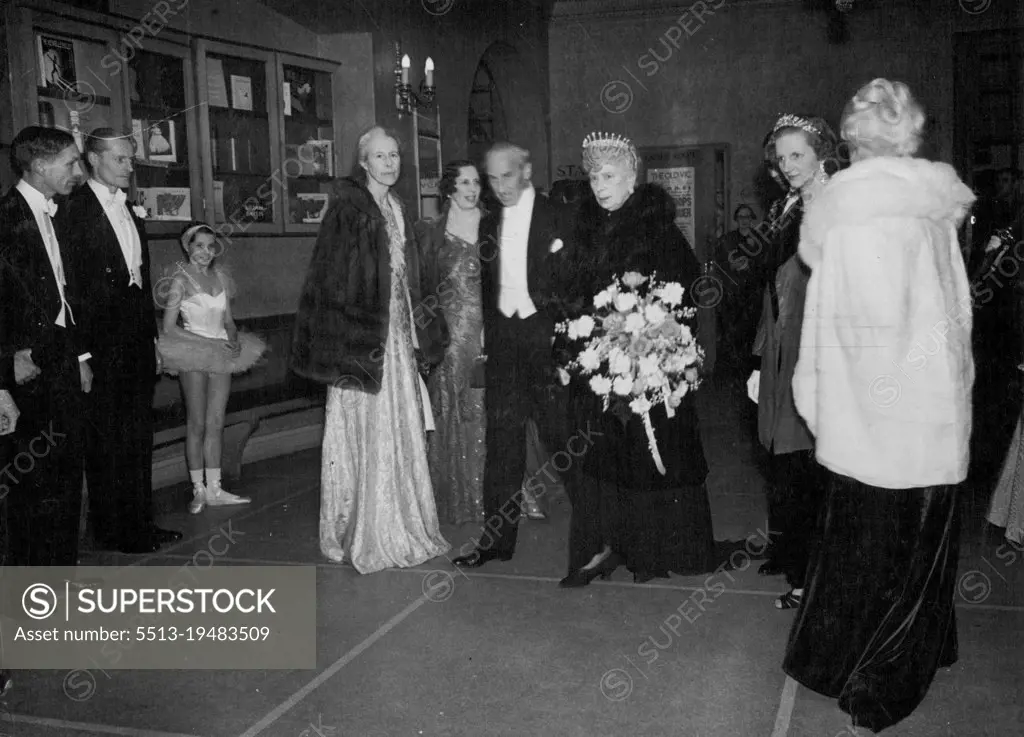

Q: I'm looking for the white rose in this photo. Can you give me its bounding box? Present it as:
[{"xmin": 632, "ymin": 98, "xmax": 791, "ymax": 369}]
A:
[
  {"xmin": 656, "ymin": 282, "xmax": 685, "ymax": 306},
  {"xmin": 638, "ymin": 355, "xmax": 659, "ymax": 376},
  {"xmin": 629, "ymin": 396, "xmax": 652, "ymax": 414},
  {"xmin": 644, "ymin": 304, "xmax": 667, "ymax": 325},
  {"xmin": 625, "ymin": 312, "xmax": 646, "ymax": 335},
  {"xmin": 609, "ymin": 350, "xmax": 632, "ymax": 376},
  {"xmin": 132, "ymin": 204, "xmax": 148, "ymax": 219},
  {"xmin": 664, "ymin": 355, "xmax": 687, "ymax": 373},
  {"xmin": 579, "ymin": 347, "xmax": 602, "ymax": 371},
  {"xmin": 594, "ymin": 289, "xmax": 612, "ymax": 309},
  {"xmin": 557, "ymin": 367, "xmax": 571, "ymax": 386},
  {"xmin": 575, "ymin": 315, "xmax": 595, "ymax": 338},
  {"xmin": 612, "ymin": 375, "xmax": 633, "ymax": 396},
  {"xmin": 613, "ymin": 293, "xmax": 637, "ymax": 312},
  {"xmin": 589, "ymin": 375, "xmax": 612, "ymax": 395},
  {"xmin": 621, "ymin": 271, "xmax": 647, "ymax": 288}
]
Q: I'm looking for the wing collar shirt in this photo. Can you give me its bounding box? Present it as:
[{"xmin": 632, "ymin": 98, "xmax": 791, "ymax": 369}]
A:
[
  {"xmin": 15, "ymin": 179, "xmax": 90, "ymax": 362},
  {"xmin": 498, "ymin": 185, "xmax": 537, "ymax": 319},
  {"xmin": 88, "ymin": 178, "xmax": 143, "ymax": 288}
]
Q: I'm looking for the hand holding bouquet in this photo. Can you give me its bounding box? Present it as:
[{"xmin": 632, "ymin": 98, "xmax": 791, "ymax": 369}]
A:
[{"xmin": 555, "ymin": 271, "xmax": 703, "ymax": 474}]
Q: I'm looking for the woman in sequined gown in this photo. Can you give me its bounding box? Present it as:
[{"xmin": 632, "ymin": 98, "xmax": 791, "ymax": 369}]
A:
[
  {"xmin": 418, "ymin": 161, "xmax": 486, "ymax": 525},
  {"xmin": 291, "ymin": 127, "xmax": 450, "ymax": 573}
]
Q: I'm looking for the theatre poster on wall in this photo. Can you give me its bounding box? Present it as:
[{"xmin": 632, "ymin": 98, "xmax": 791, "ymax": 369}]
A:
[
  {"xmin": 638, "ymin": 144, "xmax": 730, "ymax": 264},
  {"xmin": 646, "ymin": 166, "xmax": 696, "ymax": 249}
]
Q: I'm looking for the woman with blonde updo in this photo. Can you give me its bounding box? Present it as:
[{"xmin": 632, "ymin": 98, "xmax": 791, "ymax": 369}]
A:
[{"xmin": 784, "ymin": 79, "xmax": 975, "ymax": 732}]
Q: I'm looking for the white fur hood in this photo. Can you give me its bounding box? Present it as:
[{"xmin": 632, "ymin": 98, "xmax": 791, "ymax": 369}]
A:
[{"xmin": 799, "ymin": 157, "xmax": 976, "ymax": 268}]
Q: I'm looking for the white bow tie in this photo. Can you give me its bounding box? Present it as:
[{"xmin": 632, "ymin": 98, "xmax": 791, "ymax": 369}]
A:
[{"xmin": 44, "ymin": 199, "xmax": 58, "ymax": 217}]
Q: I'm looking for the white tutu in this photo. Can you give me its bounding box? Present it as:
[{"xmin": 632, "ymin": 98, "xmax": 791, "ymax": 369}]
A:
[{"xmin": 159, "ymin": 331, "xmax": 267, "ymax": 375}]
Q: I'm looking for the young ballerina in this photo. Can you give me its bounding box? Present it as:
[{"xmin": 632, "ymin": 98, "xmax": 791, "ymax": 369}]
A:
[{"xmin": 159, "ymin": 223, "xmax": 266, "ymax": 512}]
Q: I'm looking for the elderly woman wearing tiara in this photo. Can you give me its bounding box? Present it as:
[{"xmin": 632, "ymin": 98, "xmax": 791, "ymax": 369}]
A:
[
  {"xmin": 785, "ymin": 79, "xmax": 975, "ymax": 732},
  {"xmin": 291, "ymin": 126, "xmax": 450, "ymax": 573},
  {"xmin": 556, "ymin": 132, "xmax": 716, "ymax": 587},
  {"xmin": 159, "ymin": 222, "xmax": 266, "ymax": 511}
]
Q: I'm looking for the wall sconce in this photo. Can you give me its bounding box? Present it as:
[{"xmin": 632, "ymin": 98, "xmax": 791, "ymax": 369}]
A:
[{"xmin": 394, "ymin": 42, "xmax": 435, "ymax": 115}]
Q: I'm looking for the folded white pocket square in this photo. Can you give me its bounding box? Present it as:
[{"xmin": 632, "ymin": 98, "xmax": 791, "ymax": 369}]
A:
[{"xmin": 549, "ymin": 238, "xmax": 564, "ymax": 253}]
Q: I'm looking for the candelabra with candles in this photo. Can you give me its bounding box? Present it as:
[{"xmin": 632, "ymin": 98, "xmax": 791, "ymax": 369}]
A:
[{"xmin": 394, "ymin": 42, "xmax": 435, "ymax": 115}]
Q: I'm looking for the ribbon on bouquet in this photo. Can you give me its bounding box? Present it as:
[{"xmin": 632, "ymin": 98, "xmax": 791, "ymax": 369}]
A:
[{"xmin": 642, "ymin": 410, "xmax": 667, "ymax": 475}]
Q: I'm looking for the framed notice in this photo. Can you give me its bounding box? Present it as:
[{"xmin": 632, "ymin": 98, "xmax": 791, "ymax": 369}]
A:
[
  {"xmin": 638, "ymin": 144, "xmax": 730, "ymax": 262},
  {"xmin": 297, "ymin": 192, "xmax": 329, "ymax": 223},
  {"xmin": 37, "ymin": 35, "xmax": 77, "ymax": 90},
  {"xmin": 638, "ymin": 144, "xmax": 730, "ymax": 375},
  {"xmin": 138, "ymin": 187, "xmax": 192, "ymax": 221},
  {"xmin": 647, "ymin": 166, "xmax": 696, "ymax": 248},
  {"xmin": 300, "ymin": 140, "xmax": 333, "ymax": 177},
  {"xmin": 145, "ymin": 119, "xmax": 177, "ymax": 163},
  {"xmin": 230, "ymin": 74, "xmax": 253, "ymax": 111}
]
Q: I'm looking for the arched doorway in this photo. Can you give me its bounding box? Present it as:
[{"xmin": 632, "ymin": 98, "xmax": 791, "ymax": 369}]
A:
[
  {"xmin": 466, "ymin": 41, "xmax": 549, "ymax": 185},
  {"xmin": 467, "ymin": 60, "xmax": 504, "ymax": 165}
]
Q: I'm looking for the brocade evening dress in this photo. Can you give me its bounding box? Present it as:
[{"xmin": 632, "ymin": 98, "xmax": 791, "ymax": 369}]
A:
[{"xmin": 319, "ymin": 195, "xmax": 450, "ymax": 572}]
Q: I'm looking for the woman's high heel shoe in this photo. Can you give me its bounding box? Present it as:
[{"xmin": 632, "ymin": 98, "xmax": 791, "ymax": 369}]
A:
[
  {"xmin": 520, "ymin": 486, "xmax": 546, "ymax": 521},
  {"xmin": 558, "ymin": 555, "xmax": 619, "ymax": 588}
]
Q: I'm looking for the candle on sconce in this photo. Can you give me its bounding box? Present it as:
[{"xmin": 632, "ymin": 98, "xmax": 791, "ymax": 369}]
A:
[
  {"xmin": 425, "ymin": 57, "xmax": 434, "ymax": 89},
  {"xmin": 401, "ymin": 54, "xmax": 410, "ymax": 86}
]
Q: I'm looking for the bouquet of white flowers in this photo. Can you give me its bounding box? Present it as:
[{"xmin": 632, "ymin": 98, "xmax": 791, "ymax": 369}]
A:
[{"xmin": 555, "ymin": 271, "xmax": 703, "ymax": 475}]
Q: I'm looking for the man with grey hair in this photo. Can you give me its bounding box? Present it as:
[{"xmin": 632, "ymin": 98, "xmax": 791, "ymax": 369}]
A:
[{"xmin": 453, "ymin": 142, "xmax": 573, "ymax": 568}]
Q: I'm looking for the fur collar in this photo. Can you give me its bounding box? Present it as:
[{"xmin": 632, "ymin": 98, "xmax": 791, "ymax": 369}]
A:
[
  {"xmin": 332, "ymin": 176, "xmax": 404, "ymax": 219},
  {"xmin": 576, "ymin": 183, "xmax": 677, "ymax": 235},
  {"xmin": 800, "ymin": 157, "xmax": 975, "ymax": 268}
]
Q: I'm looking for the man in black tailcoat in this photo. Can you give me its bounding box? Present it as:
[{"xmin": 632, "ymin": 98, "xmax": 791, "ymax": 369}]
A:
[
  {"xmin": 0, "ymin": 126, "xmax": 90, "ymax": 567},
  {"xmin": 453, "ymin": 142, "xmax": 574, "ymax": 568},
  {"xmin": 58, "ymin": 128, "xmax": 180, "ymax": 554}
]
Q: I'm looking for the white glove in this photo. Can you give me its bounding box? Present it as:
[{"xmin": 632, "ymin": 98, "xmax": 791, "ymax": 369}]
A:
[
  {"xmin": 746, "ymin": 370, "xmax": 760, "ymax": 405},
  {"xmin": 0, "ymin": 389, "xmax": 20, "ymax": 436}
]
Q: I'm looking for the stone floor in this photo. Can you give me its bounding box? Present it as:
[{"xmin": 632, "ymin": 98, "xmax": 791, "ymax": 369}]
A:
[{"xmin": 1, "ymin": 381, "xmax": 1022, "ymax": 737}]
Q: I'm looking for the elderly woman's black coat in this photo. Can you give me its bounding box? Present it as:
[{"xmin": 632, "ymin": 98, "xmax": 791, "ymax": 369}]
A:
[
  {"xmin": 560, "ymin": 183, "xmax": 716, "ymax": 578},
  {"xmin": 561, "ymin": 183, "xmax": 709, "ymax": 489},
  {"xmin": 290, "ymin": 177, "xmax": 448, "ymax": 389}
]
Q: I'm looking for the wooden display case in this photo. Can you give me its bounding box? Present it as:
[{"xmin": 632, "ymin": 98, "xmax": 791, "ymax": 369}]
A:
[
  {"xmin": 277, "ymin": 53, "xmax": 341, "ymax": 233},
  {"xmin": 1, "ymin": 3, "xmax": 343, "ymax": 238},
  {"xmin": 194, "ymin": 39, "xmax": 281, "ymax": 234}
]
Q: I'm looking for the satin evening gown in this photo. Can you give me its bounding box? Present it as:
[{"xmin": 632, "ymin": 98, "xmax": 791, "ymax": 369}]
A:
[
  {"xmin": 427, "ymin": 232, "xmax": 486, "ymax": 525},
  {"xmin": 319, "ymin": 196, "xmax": 451, "ymax": 573}
]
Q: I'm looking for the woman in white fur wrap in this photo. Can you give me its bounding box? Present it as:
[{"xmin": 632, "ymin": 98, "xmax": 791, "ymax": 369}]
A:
[{"xmin": 782, "ymin": 78, "xmax": 976, "ymax": 734}]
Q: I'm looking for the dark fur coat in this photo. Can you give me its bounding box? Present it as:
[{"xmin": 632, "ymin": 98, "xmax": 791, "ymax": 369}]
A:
[
  {"xmin": 290, "ymin": 177, "xmax": 448, "ymax": 390},
  {"xmin": 561, "ymin": 183, "xmax": 709, "ymax": 489}
]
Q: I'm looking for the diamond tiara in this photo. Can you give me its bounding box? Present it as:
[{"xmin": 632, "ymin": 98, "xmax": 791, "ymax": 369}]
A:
[
  {"xmin": 772, "ymin": 114, "xmax": 821, "ymax": 137},
  {"xmin": 582, "ymin": 131, "xmax": 634, "ymax": 153}
]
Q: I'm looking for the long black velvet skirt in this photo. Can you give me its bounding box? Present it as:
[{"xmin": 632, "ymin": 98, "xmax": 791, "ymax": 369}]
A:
[
  {"xmin": 783, "ymin": 470, "xmax": 960, "ymax": 733},
  {"xmin": 566, "ymin": 476, "xmax": 717, "ymax": 578}
]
